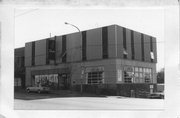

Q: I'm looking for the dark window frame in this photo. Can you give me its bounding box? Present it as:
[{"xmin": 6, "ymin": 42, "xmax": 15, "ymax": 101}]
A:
[
  {"xmin": 123, "ymin": 27, "xmax": 127, "ymax": 59},
  {"xmin": 82, "ymin": 31, "xmax": 87, "ymax": 61},
  {"xmin": 48, "ymin": 38, "xmax": 56, "ymax": 61},
  {"xmin": 62, "ymin": 35, "xmax": 67, "ymax": 63},
  {"xmin": 131, "ymin": 30, "xmax": 135, "ymax": 60},
  {"xmin": 141, "ymin": 34, "xmax": 145, "ymax": 61},
  {"xmin": 150, "ymin": 36, "xmax": 153, "ymax": 62},
  {"xmin": 102, "ymin": 27, "xmax": 108, "ymax": 59},
  {"xmin": 46, "ymin": 39, "xmax": 49, "ymax": 65},
  {"xmin": 32, "ymin": 41, "xmax": 35, "ymax": 66}
]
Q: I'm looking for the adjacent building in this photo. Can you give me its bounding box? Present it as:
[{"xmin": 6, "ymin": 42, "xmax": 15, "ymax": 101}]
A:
[
  {"xmin": 14, "ymin": 47, "xmax": 25, "ymax": 89},
  {"xmin": 15, "ymin": 24, "xmax": 157, "ymax": 96}
]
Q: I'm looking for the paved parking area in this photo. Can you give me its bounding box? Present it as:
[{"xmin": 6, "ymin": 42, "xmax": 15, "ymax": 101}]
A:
[
  {"xmin": 14, "ymin": 90, "xmax": 164, "ymax": 110},
  {"xmin": 14, "ymin": 97, "xmax": 164, "ymax": 110}
]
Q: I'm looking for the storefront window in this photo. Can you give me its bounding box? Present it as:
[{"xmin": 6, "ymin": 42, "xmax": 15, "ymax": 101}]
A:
[
  {"xmin": 135, "ymin": 67, "xmax": 139, "ymax": 72},
  {"xmin": 124, "ymin": 66, "xmax": 134, "ymax": 83},
  {"xmin": 123, "ymin": 66, "xmax": 152, "ymax": 83},
  {"xmin": 143, "ymin": 68, "xmax": 146, "ymax": 73},
  {"xmin": 86, "ymin": 66, "xmax": 104, "ymax": 84},
  {"xmin": 34, "ymin": 74, "xmax": 58, "ymax": 88},
  {"xmin": 139, "ymin": 68, "xmax": 142, "ymax": 72},
  {"xmin": 87, "ymin": 71, "xmax": 104, "ymax": 84}
]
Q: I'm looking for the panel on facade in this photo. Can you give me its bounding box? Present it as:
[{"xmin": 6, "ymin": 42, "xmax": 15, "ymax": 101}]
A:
[
  {"xmin": 104, "ymin": 64, "xmax": 117, "ymax": 84},
  {"xmin": 144, "ymin": 34, "xmax": 151, "ymax": 62},
  {"xmin": 82, "ymin": 31, "xmax": 87, "ymax": 61},
  {"xmin": 131, "ymin": 30, "xmax": 135, "ymax": 60},
  {"xmin": 66, "ymin": 32, "xmax": 82, "ymax": 62},
  {"xmin": 152, "ymin": 37, "xmax": 157, "ymax": 63},
  {"xmin": 102, "ymin": 27, "xmax": 108, "ymax": 59},
  {"xmin": 55, "ymin": 36, "xmax": 62, "ymax": 64},
  {"xmin": 108, "ymin": 25, "xmax": 116, "ymax": 58},
  {"xmin": 134, "ymin": 31, "xmax": 142, "ymax": 61},
  {"xmin": 122, "ymin": 27, "xmax": 127, "ymax": 59},
  {"xmin": 35, "ymin": 39, "xmax": 47, "ymax": 65},
  {"xmin": 86, "ymin": 28, "xmax": 102, "ymax": 60},
  {"xmin": 141, "ymin": 34, "xmax": 145, "ymax": 61},
  {"xmin": 32, "ymin": 41, "xmax": 35, "ymax": 65},
  {"xmin": 25, "ymin": 42, "xmax": 32, "ymax": 66},
  {"xmin": 62, "ymin": 35, "xmax": 67, "ymax": 63},
  {"xmin": 126, "ymin": 29, "xmax": 132, "ymax": 60},
  {"xmin": 25, "ymin": 67, "xmax": 32, "ymax": 86},
  {"xmin": 48, "ymin": 37, "xmax": 56, "ymax": 61},
  {"xmin": 116, "ymin": 26, "xmax": 123, "ymax": 58}
]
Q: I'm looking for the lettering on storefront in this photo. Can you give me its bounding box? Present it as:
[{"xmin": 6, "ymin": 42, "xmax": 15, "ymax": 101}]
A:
[{"xmin": 35, "ymin": 74, "xmax": 58, "ymax": 88}]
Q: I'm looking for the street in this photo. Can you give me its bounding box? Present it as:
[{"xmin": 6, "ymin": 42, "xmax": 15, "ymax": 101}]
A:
[{"xmin": 14, "ymin": 91, "xmax": 164, "ymax": 110}]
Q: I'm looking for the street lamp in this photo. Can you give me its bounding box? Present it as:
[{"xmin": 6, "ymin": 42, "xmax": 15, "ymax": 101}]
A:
[{"xmin": 64, "ymin": 22, "xmax": 84, "ymax": 94}]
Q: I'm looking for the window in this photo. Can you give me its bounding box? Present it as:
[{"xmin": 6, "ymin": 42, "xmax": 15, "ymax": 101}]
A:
[
  {"xmin": 141, "ymin": 34, "xmax": 145, "ymax": 61},
  {"xmin": 131, "ymin": 30, "xmax": 135, "ymax": 60},
  {"xmin": 35, "ymin": 74, "xmax": 58, "ymax": 89},
  {"xmin": 134, "ymin": 72, "xmax": 139, "ymax": 83},
  {"xmin": 123, "ymin": 66, "xmax": 152, "ymax": 83},
  {"xmin": 82, "ymin": 31, "xmax": 87, "ymax": 61},
  {"xmin": 124, "ymin": 66, "xmax": 134, "ymax": 83},
  {"xmin": 32, "ymin": 41, "xmax": 35, "ymax": 66},
  {"xmin": 150, "ymin": 37, "xmax": 153, "ymax": 62},
  {"xmin": 62, "ymin": 35, "xmax": 66, "ymax": 63},
  {"xmin": 87, "ymin": 71, "xmax": 104, "ymax": 84},
  {"xmin": 14, "ymin": 78, "xmax": 21, "ymax": 87},
  {"xmin": 102, "ymin": 27, "xmax": 108, "ymax": 59},
  {"xmin": 48, "ymin": 39, "xmax": 56, "ymax": 60},
  {"xmin": 123, "ymin": 28, "xmax": 127, "ymax": 59},
  {"xmin": 144, "ymin": 68, "xmax": 152, "ymax": 83},
  {"xmin": 135, "ymin": 67, "xmax": 138, "ymax": 72}
]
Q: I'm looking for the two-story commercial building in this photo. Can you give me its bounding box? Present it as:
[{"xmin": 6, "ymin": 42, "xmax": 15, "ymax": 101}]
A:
[{"xmin": 16, "ymin": 24, "xmax": 157, "ymax": 96}]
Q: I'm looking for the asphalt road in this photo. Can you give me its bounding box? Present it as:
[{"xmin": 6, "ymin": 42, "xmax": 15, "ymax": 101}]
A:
[
  {"xmin": 14, "ymin": 90, "xmax": 164, "ymax": 110},
  {"xmin": 14, "ymin": 96, "xmax": 164, "ymax": 110}
]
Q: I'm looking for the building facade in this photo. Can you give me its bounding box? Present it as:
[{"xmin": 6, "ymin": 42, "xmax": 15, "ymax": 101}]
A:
[
  {"xmin": 22, "ymin": 24, "xmax": 157, "ymax": 94},
  {"xmin": 14, "ymin": 47, "xmax": 25, "ymax": 88}
]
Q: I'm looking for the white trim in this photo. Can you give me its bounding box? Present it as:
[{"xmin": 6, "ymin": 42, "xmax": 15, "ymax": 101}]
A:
[{"xmin": 150, "ymin": 51, "xmax": 154, "ymax": 59}]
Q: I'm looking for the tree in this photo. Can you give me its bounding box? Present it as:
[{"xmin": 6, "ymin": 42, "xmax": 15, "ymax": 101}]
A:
[{"xmin": 157, "ymin": 68, "xmax": 164, "ymax": 83}]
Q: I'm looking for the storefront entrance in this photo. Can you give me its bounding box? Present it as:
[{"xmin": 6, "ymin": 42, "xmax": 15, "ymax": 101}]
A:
[
  {"xmin": 32, "ymin": 73, "xmax": 71, "ymax": 90},
  {"xmin": 58, "ymin": 73, "xmax": 70, "ymax": 90}
]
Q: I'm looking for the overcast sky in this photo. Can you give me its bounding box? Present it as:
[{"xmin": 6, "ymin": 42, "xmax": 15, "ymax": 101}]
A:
[
  {"xmin": 15, "ymin": 8, "xmax": 165, "ymax": 71},
  {"xmin": 1, "ymin": 0, "xmax": 178, "ymax": 6}
]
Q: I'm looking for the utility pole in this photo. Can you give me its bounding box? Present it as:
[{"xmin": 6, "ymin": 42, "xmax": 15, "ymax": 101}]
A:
[{"xmin": 64, "ymin": 22, "xmax": 83, "ymax": 94}]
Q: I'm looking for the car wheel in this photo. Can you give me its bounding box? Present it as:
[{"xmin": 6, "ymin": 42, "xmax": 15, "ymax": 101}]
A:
[
  {"xmin": 27, "ymin": 89, "xmax": 30, "ymax": 93},
  {"xmin": 38, "ymin": 90, "xmax": 41, "ymax": 94}
]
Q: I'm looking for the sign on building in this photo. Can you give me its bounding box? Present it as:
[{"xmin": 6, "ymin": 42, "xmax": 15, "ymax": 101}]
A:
[{"xmin": 117, "ymin": 69, "xmax": 122, "ymax": 82}]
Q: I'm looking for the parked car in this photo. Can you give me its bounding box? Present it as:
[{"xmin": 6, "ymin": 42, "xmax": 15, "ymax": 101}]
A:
[
  {"xmin": 26, "ymin": 84, "xmax": 50, "ymax": 93},
  {"xmin": 148, "ymin": 92, "xmax": 164, "ymax": 99}
]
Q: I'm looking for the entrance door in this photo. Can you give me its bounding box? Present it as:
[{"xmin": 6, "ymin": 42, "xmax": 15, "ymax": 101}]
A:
[
  {"xmin": 59, "ymin": 73, "xmax": 70, "ymax": 90},
  {"xmin": 62, "ymin": 73, "xmax": 69, "ymax": 89},
  {"xmin": 31, "ymin": 75, "xmax": 35, "ymax": 86}
]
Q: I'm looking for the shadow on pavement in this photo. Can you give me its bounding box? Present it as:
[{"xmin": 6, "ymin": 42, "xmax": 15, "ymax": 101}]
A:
[{"xmin": 14, "ymin": 89, "xmax": 108, "ymax": 100}]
